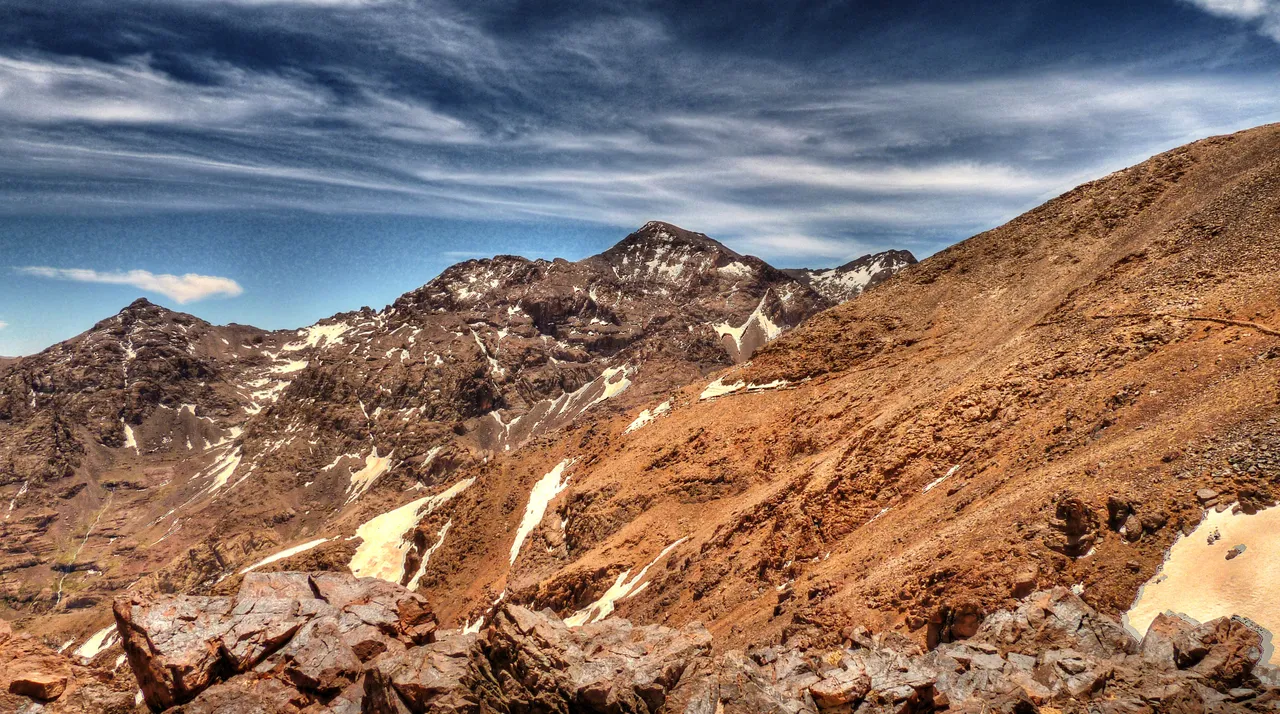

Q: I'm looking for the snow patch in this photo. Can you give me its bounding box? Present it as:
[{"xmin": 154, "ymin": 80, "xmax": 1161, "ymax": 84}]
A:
[
  {"xmin": 565, "ymin": 537, "xmax": 687, "ymax": 626},
  {"xmin": 204, "ymin": 448, "xmax": 243, "ymax": 494},
  {"xmin": 924, "ymin": 464, "xmax": 961, "ymax": 493},
  {"xmin": 713, "ymin": 292, "xmax": 783, "ymax": 359},
  {"xmin": 240, "ymin": 538, "xmax": 330, "ymax": 575},
  {"xmin": 1125, "ymin": 504, "xmax": 1280, "ymax": 664},
  {"xmin": 6, "ymin": 480, "xmax": 29, "ymax": 520},
  {"xmin": 718, "ymin": 261, "xmax": 754, "ymax": 279},
  {"xmin": 122, "ymin": 422, "xmax": 139, "ymax": 454},
  {"xmin": 700, "ymin": 378, "xmax": 745, "ymax": 400},
  {"xmin": 509, "ymin": 459, "xmax": 573, "ymax": 565},
  {"xmin": 270, "ymin": 359, "xmax": 308, "ymax": 374},
  {"xmin": 405, "ymin": 520, "xmax": 452, "ymax": 591},
  {"xmin": 73, "ymin": 624, "xmax": 119, "ymax": 661},
  {"xmin": 348, "ymin": 478, "xmax": 474, "ymax": 584},
  {"xmin": 282, "ymin": 322, "xmax": 350, "ymax": 351},
  {"xmin": 345, "ymin": 448, "xmax": 395, "ymax": 504},
  {"xmin": 624, "ymin": 400, "xmax": 672, "ymax": 434}
]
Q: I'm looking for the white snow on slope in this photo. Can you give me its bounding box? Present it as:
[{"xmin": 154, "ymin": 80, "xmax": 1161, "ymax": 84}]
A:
[
  {"xmin": 204, "ymin": 448, "xmax": 243, "ymax": 494},
  {"xmin": 270, "ymin": 359, "xmax": 309, "ymax": 374},
  {"xmin": 6, "ymin": 480, "xmax": 29, "ymax": 520},
  {"xmin": 345, "ymin": 448, "xmax": 395, "ymax": 504},
  {"xmin": 483, "ymin": 366, "xmax": 634, "ymax": 451},
  {"xmin": 624, "ymin": 400, "xmax": 672, "ymax": 434},
  {"xmin": 348, "ymin": 478, "xmax": 474, "ymax": 584},
  {"xmin": 808, "ymin": 256, "xmax": 896, "ymax": 297},
  {"xmin": 509, "ymin": 459, "xmax": 573, "ymax": 565},
  {"xmin": 239, "ymin": 539, "xmax": 330, "ymax": 578},
  {"xmin": 718, "ymin": 261, "xmax": 754, "ymax": 279},
  {"xmin": 1125, "ymin": 504, "xmax": 1280, "ymax": 664},
  {"xmin": 713, "ymin": 292, "xmax": 783, "ymax": 357},
  {"xmin": 122, "ymin": 422, "xmax": 138, "ymax": 454},
  {"xmin": 73, "ymin": 624, "xmax": 119, "ymax": 661},
  {"xmin": 282, "ymin": 322, "xmax": 350, "ymax": 351},
  {"xmin": 565, "ymin": 537, "xmax": 687, "ymax": 626},
  {"xmin": 700, "ymin": 378, "xmax": 745, "ymax": 400},
  {"xmin": 240, "ymin": 538, "xmax": 330, "ymax": 575},
  {"xmin": 924, "ymin": 464, "xmax": 961, "ymax": 493},
  {"xmin": 405, "ymin": 520, "xmax": 452, "ymax": 590}
]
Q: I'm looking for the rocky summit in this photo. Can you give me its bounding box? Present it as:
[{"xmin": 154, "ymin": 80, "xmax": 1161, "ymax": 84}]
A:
[{"xmin": 3, "ymin": 124, "xmax": 1280, "ymax": 713}]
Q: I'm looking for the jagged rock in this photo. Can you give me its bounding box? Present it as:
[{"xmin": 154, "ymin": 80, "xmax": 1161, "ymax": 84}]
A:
[
  {"xmin": 115, "ymin": 572, "xmax": 439, "ymax": 710},
  {"xmin": 100, "ymin": 574, "xmax": 1280, "ymax": 714},
  {"xmin": 1, "ymin": 620, "xmax": 135, "ymax": 713},
  {"xmin": 6, "ymin": 652, "xmax": 72, "ymax": 700},
  {"xmin": 485, "ymin": 603, "xmax": 713, "ymax": 713},
  {"xmin": 372, "ymin": 635, "xmax": 480, "ymax": 713},
  {"xmin": 1010, "ymin": 568, "xmax": 1037, "ymax": 598},
  {"xmin": 808, "ymin": 666, "xmax": 871, "ymax": 708},
  {"xmin": 1044, "ymin": 495, "xmax": 1099, "ymax": 557}
]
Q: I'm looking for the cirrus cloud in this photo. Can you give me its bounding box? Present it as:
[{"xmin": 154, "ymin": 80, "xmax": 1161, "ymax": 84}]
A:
[
  {"xmin": 16, "ymin": 267, "xmax": 243, "ymax": 303},
  {"xmin": 1181, "ymin": 0, "xmax": 1280, "ymax": 41}
]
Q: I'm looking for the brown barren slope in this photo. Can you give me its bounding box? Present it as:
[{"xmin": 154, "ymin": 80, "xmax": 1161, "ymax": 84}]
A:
[{"xmin": 401, "ymin": 123, "xmax": 1280, "ymax": 650}]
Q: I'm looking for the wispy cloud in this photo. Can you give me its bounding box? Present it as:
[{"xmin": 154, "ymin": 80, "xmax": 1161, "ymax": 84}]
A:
[
  {"xmin": 0, "ymin": 0, "xmax": 1277, "ymax": 265},
  {"xmin": 0, "ymin": 320, "xmax": 8, "ymax": 330},
  {"xmin": 16, "ymin": 267, "xmax": 244, "ymax": 303},
  {"xmin": 1181, "ymin": 0, "xmax": 1280, "ymax": 41}
]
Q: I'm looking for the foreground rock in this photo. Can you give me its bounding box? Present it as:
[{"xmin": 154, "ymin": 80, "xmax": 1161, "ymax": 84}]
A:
[
  {"xmin": 117, "ymin": 571, "xmax": 712, "ymax": 712},
  {"xmin": 113, "ymin": 573, "xmax": 1280, "ymax": 713},
  {"xmin": 683, "ymin": 588, "xmax": 1278, "ymax": 713},
  {"xmin": 0, "ymin": 617, "xmax": 136, "ymax": 713}
]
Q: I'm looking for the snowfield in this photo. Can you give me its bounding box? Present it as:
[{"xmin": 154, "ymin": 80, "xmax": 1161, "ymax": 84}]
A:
[{"xmin": 1125, "ymin": 504, "xmax": 1280, "ymax": 664}]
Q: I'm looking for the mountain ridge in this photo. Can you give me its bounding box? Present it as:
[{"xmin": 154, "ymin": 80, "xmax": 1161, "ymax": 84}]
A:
[{"xmin": 4, "ymin": 125, "xmax": 1280, "ymax": 713}]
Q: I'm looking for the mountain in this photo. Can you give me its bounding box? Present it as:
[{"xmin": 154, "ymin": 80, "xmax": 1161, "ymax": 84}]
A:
[
  {"xmin": 243, "ymin": 124, "xmax": 1277, "ymax": 659},
  {"xmin": 783, "ymin": 249, "xmax": 918, "ymax": 304},
  {"xmin": 4, "ymin": 124, "xmax": 1280, "ymax": 713},
  {"xmin": 0, "ymin": 221, "xmax": 837, "ymax": 652}
]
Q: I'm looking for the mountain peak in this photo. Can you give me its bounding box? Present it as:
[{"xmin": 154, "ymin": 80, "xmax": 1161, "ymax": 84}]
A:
[
  {"xmin": 122, "ymin": 297, "xmax": 158, "ymax": 312},
  {"xmin": 782, "ymin": 249, "xmax": 917, "ymax": 303},
  {"xmin": 595, "ymin": 220, "xmax": 744, "ymax": 267},
  {"xmin": 627, "ymin": 220, "xmax": 733, "ymax": 251}
]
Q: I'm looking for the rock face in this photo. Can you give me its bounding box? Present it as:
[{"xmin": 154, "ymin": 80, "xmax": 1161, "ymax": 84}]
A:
[
  {"xmin": 783, "ymin": 250, "xmax": 917, "ymax": 304},
  {"xmin": 1, "ymin": 616, "xmax": 136, "ymax": 713},
  {"xmin": 111, "ymin": 574, "xmax": 1280, "ymax": 713},
  {"xmin": 115, "ymin": 571, "xmax": 714, "ymax": 713}
]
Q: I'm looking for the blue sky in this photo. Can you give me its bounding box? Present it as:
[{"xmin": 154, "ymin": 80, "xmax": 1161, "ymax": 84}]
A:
[{"xmin": 2, "ymin": 0, "xmax": 1280, "ymax": 355}]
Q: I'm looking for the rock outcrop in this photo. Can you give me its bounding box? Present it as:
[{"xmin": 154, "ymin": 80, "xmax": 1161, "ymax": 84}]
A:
[
  {"xmin": 0, "ymin": 617, "xmax": 136, "ymax": 713},
  {"xmin": 115, "ymin": 571, "xmax": 713, "ymax": 712},
  {"xmin": 110, "ymin": 573, "xmax": 1280, "ymax": 713}
]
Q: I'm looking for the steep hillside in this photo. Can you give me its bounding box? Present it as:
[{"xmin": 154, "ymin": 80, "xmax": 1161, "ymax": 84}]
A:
[
  {"xmin": 352, "ymin": 124, "xmax": 1280, "ymax": 658},
  {"xmin": 0, "ymin": 221, "xmax": 839, "ymax": 660}
]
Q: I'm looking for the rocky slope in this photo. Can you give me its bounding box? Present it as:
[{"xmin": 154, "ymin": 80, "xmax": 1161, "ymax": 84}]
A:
[
  {"xmin": 0, "ymin": 221, "xmax": 873, "ymax": 666},
  {"xmin": 340, "ymin": 124, "xmax": 1280, "ymax": 659},
  {"xmin": 784, "ymin": 250, "xmax": 918, "ymax": 304},
  {"xmin": 5, "ymin": 571, "xmax": 1276, "ymax": 712}
]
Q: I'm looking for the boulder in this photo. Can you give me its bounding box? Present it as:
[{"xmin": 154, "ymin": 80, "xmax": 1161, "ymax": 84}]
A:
[
  {"xmin": 808, "ymin": 666, "xmax": 870, "ymax": 708},
  {"xmin": 6, "ymin": 652, "xmax": 72, "ymax": 700}
]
